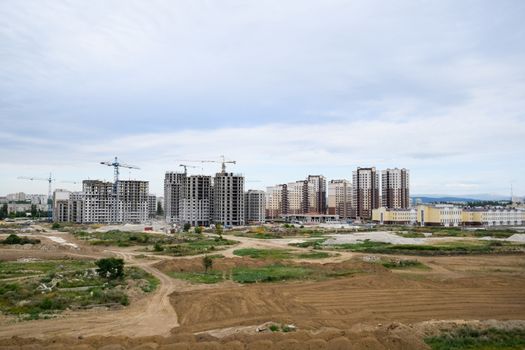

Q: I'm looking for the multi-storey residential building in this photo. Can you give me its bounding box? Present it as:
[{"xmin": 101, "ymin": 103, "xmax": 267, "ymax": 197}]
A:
[
  {"xmin": 67, "ymin": 180, "xmax": 149, "ymax": 224},
  {"xmin": 118, "ymin": 180, "xmax": 149, "ymax": 223},
  {"xmin": 69, "ymin": 192, "xmax": 84, "ymax": 223},
  {"xmin": 148, "ymin": 194, "xmax": 157, "ymax": 218},
  {"xmin": 372, "ymin": 207, "xmax": 416, "ymax": 225},
  {"xmin": 164, "ymin": 172, "xmax": 186, "ymax": 224},
  {"xmin": 180, "ymin": 175, "xmax": 212, "ymax": 227},
  {"xmin": 306, "ymin": 175, "xmax": 327, "ymax": 214},
  {"xmin": 245, "ymin": 190, "xmax": 265, "ymax": 223},
  {"xmin": 82, "ymin": 180, "xmax": 114, "ymax": 223},
  {"xmin": 382, "ymin": 168, "xmax": 409, "ymax": 209},
  {"xmin": 328, "ymin": 179, "xmax": 352, "ymax": 218},
  {"xmin": 53, "ymin": 189, "xmax": 71, "ymax": 222},
  {"xmin": 213, "ymin": 172, "xmax": 244, "ymax": 227},
  {"xmin": 352, "ymin": 167, "xmax": 380, "ymax": 220},
  {"xmin": 265, "ymin": 184, "xmax": 287, "ymax": 219},
  {"xmin": 287, "ymin": 181, "xmax": 306, "ymax": 215}
]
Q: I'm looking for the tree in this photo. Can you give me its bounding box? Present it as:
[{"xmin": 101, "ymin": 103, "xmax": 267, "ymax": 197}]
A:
[
  {"xmin": 202, "ymin": 255, "xmax": 213, "ymax": 274},
  {"xmin": 30, "ymin": 204, "xmax": 37, "ymax": 217},
  {"xmin": 0, "ymin": 204, "xmax": 7, "ymax": 220},
  {"xmin": 95, "ymin": 258, "xmax": 124, "ymax": 279},
  {"xmin": 194, "ymin": 226, "xmax": 202, "ymax": 234},
  {"xmin": 215, "ymin": 223, "xmax": 223, "ymax": 240},
  {"xmin": 183, "ymin": 223, "xmax": 191, "ymax": 232},
  {"xmin": 156, "ymin": 201, "xmax": 164, "ymax": 216}
]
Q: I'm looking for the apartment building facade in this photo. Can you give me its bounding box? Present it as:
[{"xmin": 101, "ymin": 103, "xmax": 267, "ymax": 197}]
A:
[
  {"xmin": 265, "ymin": 184, "xmax": 287, "ymax": 219},
  {"xmin": 328, "ymin": 179, "xmax": 352, "ymax": 218},
  {"xmin": 180, "ymin": 175, "xmax": 212, "ymax": 227},
  {"xmin": 164, "ymin": 172, "xmax": 186, "ymax": 224},
  {"xmin": 245, "ymin": 190, "xmax": 265, "ymax": 223},
  {"xmin": 381, "ymin": 168, "xmax": 409, "ymax": 209},
  {"xmin": 352, "ymin": 167, "xmax": 380, "ymax": 220},
  {"xmin": 213, "ymin": 172, "xmax": 245, "ymax": 226}
]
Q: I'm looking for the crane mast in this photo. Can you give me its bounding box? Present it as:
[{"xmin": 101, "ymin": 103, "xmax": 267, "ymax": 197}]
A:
[{"xmin": 100, "ymin": 156, "xmax": 140, "ymax": 223}]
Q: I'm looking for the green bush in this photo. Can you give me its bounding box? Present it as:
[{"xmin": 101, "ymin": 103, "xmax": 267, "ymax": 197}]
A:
[
  {"xmin": 425, "ymin": 327, "xmax": 525, "ymax": 350},
  {"xmin": 95, "ymin": 258, "xmax": 124, "ymax": 279}
]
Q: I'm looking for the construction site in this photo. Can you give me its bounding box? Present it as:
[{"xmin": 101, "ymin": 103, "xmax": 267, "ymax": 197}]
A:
[{"xmin": 0, "ymin": 218, "xmax": 524, "ymax": 349}]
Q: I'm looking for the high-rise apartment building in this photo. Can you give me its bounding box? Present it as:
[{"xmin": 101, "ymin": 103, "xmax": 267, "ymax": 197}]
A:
[
  {"xmin": 352, "ymin": 167, "xmax": 380, "ymax": 220},
  {"xmin": 265, "ymin": 184, "xmax": 287, "ymax": 219},
  {"xmin": 287, "ymin": 181, "xmax": 306, "ymax": 215},
  {"xmin": 82, "ymin": 180, "xmax": 114, "ymax": 223},
  {"xmin": 382, "ymin": 168, "xmax": 409, "ymax": 209},
  {"xmin": 245, "ymin": 190, "xmax": 265, "ymax": 223},
  {"xmin": 180, "ymin": 175, "xmax": 212, "ymax": 226},
  {"xmin": 67, "ymin": 180, "xmax": 149, "ymax": 224},
  {"xmin": 328, "ymin": 179, "xmax": 352, "ymax": 218},
  {"xmin": 306, "ymin": 175, "xmax": 327, "ymax": 214},
  {"xmin": 164, "ymin": 172, "xmax": 186, "ymax": 224},
  {"xmin": 213, "ymin": 172, "xmax": 244, "ymax": 226}
]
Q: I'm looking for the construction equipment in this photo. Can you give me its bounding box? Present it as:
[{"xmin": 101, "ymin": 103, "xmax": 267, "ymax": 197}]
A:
[
  {"xmin": 100, "ymin": 156, "xmax": 140, "ymax": 223},
  {"xmin": 178, "ymin": 155, "xmax": 236, "ymax": 173},
  {"xmin": 17, "ymin": 173, "xmax": 54, "ymax": 220},
  {"xmin": 179, "ymin": 164, "xmax": 201, "ymax": 175}
]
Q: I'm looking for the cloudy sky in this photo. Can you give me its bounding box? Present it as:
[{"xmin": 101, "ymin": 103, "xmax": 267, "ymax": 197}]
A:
[{"xmin": 1, "ymin": 0, "xmax": 524, "ymax": 197}]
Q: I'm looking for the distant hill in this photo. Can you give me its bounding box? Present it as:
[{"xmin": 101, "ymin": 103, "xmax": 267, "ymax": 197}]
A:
[{"xmin": 411, "ymin": 194, "xmax": 510, "ymax": 203}]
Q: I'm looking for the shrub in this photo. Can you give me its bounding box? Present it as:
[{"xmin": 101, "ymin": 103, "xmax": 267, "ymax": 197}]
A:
[{"xmin": 95, "ymin": 258, "xmax": 124, "ymax": 279}]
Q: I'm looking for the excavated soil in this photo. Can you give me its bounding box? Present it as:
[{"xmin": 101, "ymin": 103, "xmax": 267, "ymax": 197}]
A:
[{"xmin": 1, "ymin": 229, "xmax": 525, "ymax": 349}]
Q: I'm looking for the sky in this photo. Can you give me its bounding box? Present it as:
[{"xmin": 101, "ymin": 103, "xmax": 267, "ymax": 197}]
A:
[{"xmin": 1, "ymin": 0, "xmax": 524, "ymax": 197}]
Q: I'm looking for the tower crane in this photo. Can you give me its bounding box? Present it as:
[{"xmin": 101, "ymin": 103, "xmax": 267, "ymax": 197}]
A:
[
  {"xmin": 178, "ymin": 155, "xmax": 236, "ymax": 173},
  {"xmin": 100, "ymin": 157, "xmax": 140, "ymax": 222},
  {"xmin": 179, "ymin": 164, "xmax": 201, "ymax": 175},
  {"xmin": 17, "ymin": 173, "xmax": 54, "ymax": 220}
]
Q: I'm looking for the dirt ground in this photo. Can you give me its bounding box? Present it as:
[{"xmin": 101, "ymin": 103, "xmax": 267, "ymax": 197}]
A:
[{"xmin": 1, "ymin": 228, "xmax": 524, "ymax": 349}]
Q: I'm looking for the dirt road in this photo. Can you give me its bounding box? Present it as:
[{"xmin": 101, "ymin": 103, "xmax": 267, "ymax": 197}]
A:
[{"xmin": 0, "ymin": 249, "xmax": 180, "ymax": 339}]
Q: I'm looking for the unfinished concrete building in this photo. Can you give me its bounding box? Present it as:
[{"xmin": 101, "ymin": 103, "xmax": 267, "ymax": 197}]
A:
[
  {"xmin": 245, "ymin": 190, "xmax": 265, "ymax": 224},
  {"xmin": 164, "ymin": 172, "xmax": 186, "ymax": 224},
  {"xmin": 180, "ymin": 175, "xmax": 212, "ymax": 227},
  {"xmin": 148, "ymin": 194, "xmax": 157, "ymax": 218},
  {"xmin": 52, "ymin": 189, "xmax": 71, "ymax": 223},
  {"xmin": 213, "ymin": 172, "xmax": 245, "ymax": 227}
]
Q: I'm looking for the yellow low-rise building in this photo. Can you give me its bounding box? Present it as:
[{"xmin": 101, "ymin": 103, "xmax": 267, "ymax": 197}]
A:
[{"xmin": 372, "ymin": 207, "xmax": 416, "ymax": 224}]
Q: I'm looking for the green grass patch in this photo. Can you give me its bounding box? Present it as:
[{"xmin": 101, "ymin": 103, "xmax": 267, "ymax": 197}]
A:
[
  {"xmin": 0, "ymin": 260, "xmax": 154, "ymax": 319},
  {"xmin": 126, "ymin": 267, "xmax": 160, "ymax": 292},
  {"xmin": 0, "ymin": 260, "xmax": 93, "ymax": 280},
  {"xmin": 381, "ymin": 259, "xmax": 429, "ymax": 270},
  {"xmin": 0, "ymin": 234, "xmax": 41, "ymax": 245},
  {"xmin": 425, "ymin": 327, "xmax": 525, "ymax": 350},
  {"xmin": 326, "ymin": 240, "xmax": 524, "ymax": 256},
  {"xmin": 296, "ymin": 251, "xmax": 331, "ymax": 259},
  {"xmin": 162, "ymin": 237, "xmax": 238, "ymax": 256},
  {"xmin": 168, "ymin": 271, "xmax": 224, "ymax": 284},
  {"xmin": 233, "ymin": 248, "xmax": 293, "ymax": 259},
  {"xmin": 232, "ymin": 265, "xmax": 312, "ymax": 283},
  {"xmin": 233, "ymin": 248, "xmax": 332, "ymax": 260}
]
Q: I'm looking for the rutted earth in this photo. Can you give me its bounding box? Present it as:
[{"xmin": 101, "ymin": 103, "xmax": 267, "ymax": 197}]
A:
[{"xmin": 1, "ymin": 227, "xmax": 525, "ymax": 349}]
